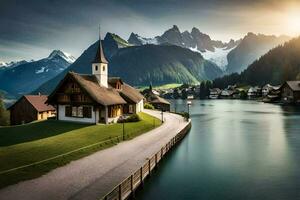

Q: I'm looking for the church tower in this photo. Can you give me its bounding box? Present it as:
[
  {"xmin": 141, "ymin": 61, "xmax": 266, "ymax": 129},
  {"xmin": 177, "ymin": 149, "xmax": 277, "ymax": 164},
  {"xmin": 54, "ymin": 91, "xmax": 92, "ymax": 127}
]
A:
[{"xmin": 92, "ymin": 31, "xmax": 108, "ymax": 88}]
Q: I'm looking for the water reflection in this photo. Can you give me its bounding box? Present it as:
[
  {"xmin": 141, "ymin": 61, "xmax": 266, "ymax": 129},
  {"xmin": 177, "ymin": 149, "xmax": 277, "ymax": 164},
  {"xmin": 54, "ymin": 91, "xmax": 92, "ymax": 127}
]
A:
[{"xmin": 137, "ymin": 100, "xmax": 300, "ymax": 200}]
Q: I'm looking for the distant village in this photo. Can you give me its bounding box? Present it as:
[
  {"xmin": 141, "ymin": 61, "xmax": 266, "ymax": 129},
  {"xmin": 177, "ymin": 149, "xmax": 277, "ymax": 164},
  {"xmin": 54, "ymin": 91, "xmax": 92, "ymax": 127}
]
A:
[{"xmin": 157, "ymin": 81, "xmax": 300, "ymax": 104}]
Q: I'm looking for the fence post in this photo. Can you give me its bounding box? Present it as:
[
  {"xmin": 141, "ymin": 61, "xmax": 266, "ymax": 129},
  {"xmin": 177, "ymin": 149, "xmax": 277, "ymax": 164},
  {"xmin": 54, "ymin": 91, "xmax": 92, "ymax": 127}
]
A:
[
  {"xmin": 140, "ymin": 167, "xmax": 143, "ymax": 187},
  {"xmin": 131, "ymin": 174, "xmax": 135, "ymax": 198},
  {"xmin": 119, "ymin": 184, "xmax": 122, "ymax": 200},
  {"xmin": 148, "ymin": 159, "xmax": 151, "ymax": 176}
]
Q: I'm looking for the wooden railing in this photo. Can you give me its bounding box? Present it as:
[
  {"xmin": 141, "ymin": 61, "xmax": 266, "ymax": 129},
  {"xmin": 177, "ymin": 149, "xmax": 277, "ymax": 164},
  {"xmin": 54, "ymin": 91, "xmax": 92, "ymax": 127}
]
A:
[{"xmin": 101, "ymin": 120, "xmax": 192, "ymax": 200}]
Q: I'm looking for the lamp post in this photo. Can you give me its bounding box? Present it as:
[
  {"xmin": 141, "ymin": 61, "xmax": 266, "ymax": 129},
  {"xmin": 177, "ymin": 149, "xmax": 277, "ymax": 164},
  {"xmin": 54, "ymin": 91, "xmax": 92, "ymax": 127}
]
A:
[
  {"xmin": 187, "ymin": 101, "xmax": 192, "ymax": 119},
  {"xmin": 161, "ymin": 109, "xmax": 164, "ymax": 123},
  {"xmin": 122, "ymin": 120, "xmax": 125, "ymax": 141}
]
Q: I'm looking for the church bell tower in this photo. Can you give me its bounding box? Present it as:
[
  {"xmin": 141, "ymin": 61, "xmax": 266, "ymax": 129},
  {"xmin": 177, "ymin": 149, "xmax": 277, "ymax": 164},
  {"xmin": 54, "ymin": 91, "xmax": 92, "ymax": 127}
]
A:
[{"xmin": 92, "ymin": 29, "xmax": 108, "ymax": 88}]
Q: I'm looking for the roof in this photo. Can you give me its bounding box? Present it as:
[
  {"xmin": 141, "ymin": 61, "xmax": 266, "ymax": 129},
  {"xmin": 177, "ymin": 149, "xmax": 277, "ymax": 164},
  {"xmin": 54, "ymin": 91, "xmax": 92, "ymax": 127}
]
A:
[
  {"xmin": 69, "ymin": 72, "xmax": 126, "ymax": 106},
  {"xmin": 108, "ymin": 77, "xmax": 123, "ymax": 85},
  {"xmin": 150, "ymin": 95, "xmax": 170, "ymax": 105},
  {"xmin": 93, "ymin": 39, "xmax": 108, "ymax": 64},
  {"xmin": 120, "ymin": 83, "xmax": 144, "ymax": 103},
  {"xmin": 286, "ymin": 81, "xmax": 300, "ymax": 92},
  {"xmin": 9, "ymin": 95, "xmax": 55, "ymax": 112},
  {"xmin": 48, "ymin": 72, "xmax": 144, "ymax": 106}
]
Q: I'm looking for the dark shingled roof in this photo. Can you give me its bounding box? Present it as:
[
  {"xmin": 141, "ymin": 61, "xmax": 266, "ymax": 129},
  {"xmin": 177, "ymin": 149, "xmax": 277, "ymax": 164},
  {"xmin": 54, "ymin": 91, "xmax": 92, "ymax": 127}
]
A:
[
  {"xmin": 70, "ymin": 72, "xmax": 126, "ymax": 106},
  {"xmin": 286, "ymin": 81, "xmax": 300, "ymax": 92},
  {"xmin": 93, "ymin": 40, "xmax": 108, "ymax": 64},
  {"xmin": 9, "ymin": 95, "xmax": 55, "ymax": 112}
]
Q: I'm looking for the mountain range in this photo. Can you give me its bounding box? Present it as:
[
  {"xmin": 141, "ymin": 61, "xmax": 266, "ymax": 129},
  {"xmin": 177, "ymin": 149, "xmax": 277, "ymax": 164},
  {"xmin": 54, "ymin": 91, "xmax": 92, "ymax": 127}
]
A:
[
  {"xmin": 35, "ymin": 36, "xmax": 222, "ymax": 95},
  {"xmin": 226, "ymin": 33, "xmax": 290, "ymax": 74},
  {"xmin": 127, "ymin": 25, "xmax": 290, "ymax": 73},
  {"xmin": 0, "ymin": 50, "xmax": 75, "ymax": 98},
  {"xmin": 213, "ymin": 36, "xmax": 300, "ymax": 88},
  {"xmin": 1, "ymin": 25, "xmax": 294, "ymax": 99}
]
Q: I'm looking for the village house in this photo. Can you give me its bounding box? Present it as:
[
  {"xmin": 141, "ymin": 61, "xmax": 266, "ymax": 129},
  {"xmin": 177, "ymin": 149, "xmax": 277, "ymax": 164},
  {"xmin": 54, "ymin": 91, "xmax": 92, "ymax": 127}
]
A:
[
  {"xmin": 247, "ymin": 86, "xmax": 262, "ymax": 99},
  {"xmin": 47, "ymin": 35, "xmax": 144, "ymax": 124},
  {"xmin": 262, "ymin": 84, "xmax": 281, "ymax": 97},
  {"xmin": 280, "ymin": 81, "xmax": 300, "ymax": 104},
  {"xmin": 143, "ymin": 85, "xmax": 170, "ymax": 111},
  {"xmin": 8, "ymin": 95, "xmax": 56, "ymax": 125},
  {"xmin": 209, "ymin": 88, "xmax": 221, "ymax": 99}
]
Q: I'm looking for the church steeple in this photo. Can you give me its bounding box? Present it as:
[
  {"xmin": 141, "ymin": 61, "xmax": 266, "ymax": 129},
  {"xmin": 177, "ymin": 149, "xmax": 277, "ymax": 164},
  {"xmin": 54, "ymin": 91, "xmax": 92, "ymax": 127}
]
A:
[
  {"xmin": 93, "ymin": 31, "xmax": 108, "ymax": 64},
  {"xmin": 92, "ymin": 27, "xmax": 108, "ymax": 88}
]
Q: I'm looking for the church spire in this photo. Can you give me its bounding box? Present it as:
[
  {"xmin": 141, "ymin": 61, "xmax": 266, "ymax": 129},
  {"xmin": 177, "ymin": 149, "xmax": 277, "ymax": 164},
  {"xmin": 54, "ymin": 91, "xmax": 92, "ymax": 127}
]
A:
[
  {"xmin": 93, "ymin": 26, "xmax": 108, "ymax": 64},
  {"xmin": 92, "ymin": 26, "xmax": 109, "ymax": 88}
]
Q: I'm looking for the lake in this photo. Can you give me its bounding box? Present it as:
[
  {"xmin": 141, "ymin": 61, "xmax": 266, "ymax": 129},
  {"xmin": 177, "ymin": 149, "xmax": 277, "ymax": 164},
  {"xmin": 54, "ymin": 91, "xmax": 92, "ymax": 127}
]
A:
[{"xmin": 136, "ymin": 100, "xmax": 300, "ymax": 200}]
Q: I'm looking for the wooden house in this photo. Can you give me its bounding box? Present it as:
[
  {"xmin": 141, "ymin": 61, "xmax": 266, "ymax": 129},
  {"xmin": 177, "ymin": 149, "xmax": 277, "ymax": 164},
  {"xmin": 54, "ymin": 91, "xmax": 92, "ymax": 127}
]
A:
[
  {"xmin": 47, "ymin": 34, "xmax": 144, "ymax": 124},
  {"xmin": 143, "ymin": 86, "xmax": 170, "ymax": 111},
  {"xmin": 8, "ymin": 95, "xmax": 55, "ymax": 125},
  {"xmin": 281, "ymin": 81, "xmax": 300, "ymax": 104}
]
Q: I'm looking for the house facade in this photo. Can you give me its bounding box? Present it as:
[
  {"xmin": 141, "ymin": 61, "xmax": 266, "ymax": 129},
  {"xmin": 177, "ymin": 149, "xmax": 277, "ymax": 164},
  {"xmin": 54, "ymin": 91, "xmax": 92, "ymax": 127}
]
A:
[
  {"xmin": 281, "ymin": 81, "xmax": 300, "ymax": 104},
  {"xmin": 247, "ymin": 86, "xmax": 262, "ymax": 99},
  {"xmin": 142, "ymin": 85, "xmax": 170, "ymax": 111},
  {"xmin": 47, "ymin": 35, "xmax": 144, "ymax": 124},
  {"xmin": 8, "ymin": 95, "xmax": 55, "ymax": 125},
  {"xmin": 209, "ymin": 88, "xmax": 221, "ymax": 99}
]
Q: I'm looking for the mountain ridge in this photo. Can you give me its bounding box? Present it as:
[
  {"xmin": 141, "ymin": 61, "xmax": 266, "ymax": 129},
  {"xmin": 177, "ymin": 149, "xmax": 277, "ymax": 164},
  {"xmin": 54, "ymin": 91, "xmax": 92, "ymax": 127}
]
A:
[{"xmin": 0, "ymin": 50, "xmax": 76, "ymax": 98}]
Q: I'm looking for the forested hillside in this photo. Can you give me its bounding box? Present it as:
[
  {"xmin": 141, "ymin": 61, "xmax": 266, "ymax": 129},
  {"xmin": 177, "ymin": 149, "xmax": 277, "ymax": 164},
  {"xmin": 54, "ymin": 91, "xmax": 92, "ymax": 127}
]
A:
[{"xmin": 213, "ymin": 37, "xmax": 300, "ymax": 88}]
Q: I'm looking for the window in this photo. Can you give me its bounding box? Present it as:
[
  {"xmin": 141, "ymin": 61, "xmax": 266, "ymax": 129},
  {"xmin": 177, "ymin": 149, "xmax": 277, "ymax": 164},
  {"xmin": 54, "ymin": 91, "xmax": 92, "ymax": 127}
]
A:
[
  {"xmin": 72, "ymin": 107, "xmax": 77, "ymax": 117},
  {"xmin": 83, "ymin": 106, "xmax": 92, "ymax": 118},
  {"xmin": 129, "ymin": 105, "xmax": 133, "ymax": 114},
  {"xmin": 65, "ymin": 106, "xmax": 72, "ymax": 117},
  {"xmin": 102, "ymin": 66, "xmax": 105, "ymax": 71},
  {"xmin": 77, "ymin": 106, "xmax": 83, "ymax": 117},
  {"xmin": 95, "ymin": 65, "xmax": 98, "ymax": 71}
]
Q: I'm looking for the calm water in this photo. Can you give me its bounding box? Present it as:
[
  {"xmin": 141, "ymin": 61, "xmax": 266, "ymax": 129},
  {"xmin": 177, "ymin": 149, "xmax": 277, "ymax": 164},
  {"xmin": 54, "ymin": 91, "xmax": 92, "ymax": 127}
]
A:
[{"xmin": 136, "ymin": 100, "xmax": 300, "ymax": 200}]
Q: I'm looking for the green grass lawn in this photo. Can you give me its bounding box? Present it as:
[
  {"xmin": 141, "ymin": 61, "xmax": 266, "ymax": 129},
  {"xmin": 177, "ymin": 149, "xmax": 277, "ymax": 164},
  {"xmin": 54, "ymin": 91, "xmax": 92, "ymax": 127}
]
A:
[
  {"xmin": 0, "ymin": 112, "xmax": 161, "ymax": 188},
  {"xmin": 138, "ymin": 83, "xmax": 182, "ymax": 91}
]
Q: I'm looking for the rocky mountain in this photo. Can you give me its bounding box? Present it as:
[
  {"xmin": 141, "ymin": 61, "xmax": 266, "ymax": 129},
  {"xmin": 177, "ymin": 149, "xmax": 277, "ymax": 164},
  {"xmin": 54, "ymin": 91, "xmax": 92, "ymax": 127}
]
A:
[
  {"xmin": 35, "ymin": 34, "xmax": 223, "ymax": 95},
  {"xmin": 128, "ymin": 25, "xmax": 240, "ymax": 70},
  {"xmin": 128, "ymin": 26, "xmax": 291, "ymax": 74},
  {"xmin": 0, "ymin": 50, "xmax": 75, "ymax": 98},
  {"xmin": 213, "ymin": 36, "xmax": 300, "ymax": 88},
  {"xmin": 226, "ymin": 33, "xmax": 290, "ymax": 74},
  {"xmin": 0, "ymin": 60, "xmax": 29, "ymax": 71}
]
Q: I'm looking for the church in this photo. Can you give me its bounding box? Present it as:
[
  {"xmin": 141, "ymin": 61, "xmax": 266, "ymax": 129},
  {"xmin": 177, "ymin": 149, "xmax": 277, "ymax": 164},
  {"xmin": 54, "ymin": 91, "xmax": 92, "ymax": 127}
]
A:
[{"xmin": 47, "ymin": 34, "xmax": 144, "ymax": 124}]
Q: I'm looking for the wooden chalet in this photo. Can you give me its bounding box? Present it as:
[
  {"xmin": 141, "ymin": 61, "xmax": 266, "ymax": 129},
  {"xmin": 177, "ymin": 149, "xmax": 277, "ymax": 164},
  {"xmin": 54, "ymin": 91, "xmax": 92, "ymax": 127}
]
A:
[
  {"xmin": 281, "ymin": 81, "xmax": 300, "ymax": 104},
  {"xmin": 143, "ymin": 86, "xmax": 170, "ymax": 111},
  {"xmin": 8, "ymin": 95, "xmax": 55, "ymax": 125},
  {"xmin": 47, "ymin": 33, "xmax": 144, "ymax": 124}
]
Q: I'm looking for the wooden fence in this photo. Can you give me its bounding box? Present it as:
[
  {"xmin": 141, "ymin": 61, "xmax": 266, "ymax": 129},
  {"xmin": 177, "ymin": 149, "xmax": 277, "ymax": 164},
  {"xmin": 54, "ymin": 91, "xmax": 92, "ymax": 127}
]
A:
[{"xmin": 101, "ymin": 120, "xmax": 192, "ymax": 200}]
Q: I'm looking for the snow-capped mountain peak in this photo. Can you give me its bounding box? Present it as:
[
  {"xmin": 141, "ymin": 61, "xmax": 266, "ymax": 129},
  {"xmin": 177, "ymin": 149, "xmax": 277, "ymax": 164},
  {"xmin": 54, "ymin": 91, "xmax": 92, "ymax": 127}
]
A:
[
  {"xmin": 0, "ymin": 61, "xmax": 7, "ymax": 68},
  {"xmin": 48, "ymin": 50, "xmax": 76, "ymax": 63}
]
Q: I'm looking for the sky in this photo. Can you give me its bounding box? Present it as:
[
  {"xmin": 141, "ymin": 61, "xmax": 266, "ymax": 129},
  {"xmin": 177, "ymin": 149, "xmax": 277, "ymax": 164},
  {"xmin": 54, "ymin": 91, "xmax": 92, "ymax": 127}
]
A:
[{"xmin": 1, "ymin": 0, "xmax": 300, "ymax": 62}]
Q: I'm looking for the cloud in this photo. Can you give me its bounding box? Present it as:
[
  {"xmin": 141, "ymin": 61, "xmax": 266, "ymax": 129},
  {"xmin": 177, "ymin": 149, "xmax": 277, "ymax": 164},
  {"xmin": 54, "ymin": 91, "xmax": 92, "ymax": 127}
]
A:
[{"xmin": 0, "ymin": 0, "xmax": 299, "ymax": 61}]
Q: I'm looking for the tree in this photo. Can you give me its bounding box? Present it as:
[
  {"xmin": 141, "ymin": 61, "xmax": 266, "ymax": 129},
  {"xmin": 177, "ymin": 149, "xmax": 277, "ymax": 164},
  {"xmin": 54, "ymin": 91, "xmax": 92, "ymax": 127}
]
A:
[
  {"xmin": 205, "ymin": 81, "xmax": 212, "ymax": 97},
  {"xmin": 199, "ymin": 82, "xmax": 206, "ymax": 99},
  {"xmin": 0, "ymin": 96, "xmax": 9, "ymax": 126}
]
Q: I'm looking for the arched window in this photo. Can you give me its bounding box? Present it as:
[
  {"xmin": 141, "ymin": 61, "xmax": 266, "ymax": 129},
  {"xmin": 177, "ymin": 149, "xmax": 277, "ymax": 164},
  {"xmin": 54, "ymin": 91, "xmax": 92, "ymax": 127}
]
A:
[
  {"xmin": 102, "ymin": 66, "xmax": 105, "ymax": 71},
  {"xmin": 95, "ymin": 65, "xmax": 98, "ymax": 71}
]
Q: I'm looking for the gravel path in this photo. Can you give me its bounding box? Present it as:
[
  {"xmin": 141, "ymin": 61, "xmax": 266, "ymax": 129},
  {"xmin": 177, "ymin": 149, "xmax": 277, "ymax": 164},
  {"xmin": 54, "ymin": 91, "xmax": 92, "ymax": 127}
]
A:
[{"xmin": 0, "ymin": 110, "xmax": 188, "ymax": 200}]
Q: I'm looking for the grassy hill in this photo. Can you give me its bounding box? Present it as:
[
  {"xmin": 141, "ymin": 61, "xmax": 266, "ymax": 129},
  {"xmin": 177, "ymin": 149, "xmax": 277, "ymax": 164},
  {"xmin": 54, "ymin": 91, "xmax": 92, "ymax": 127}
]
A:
[{"xmin": 0, "ymin": 113, "xmax": 161, "ymax": 188}]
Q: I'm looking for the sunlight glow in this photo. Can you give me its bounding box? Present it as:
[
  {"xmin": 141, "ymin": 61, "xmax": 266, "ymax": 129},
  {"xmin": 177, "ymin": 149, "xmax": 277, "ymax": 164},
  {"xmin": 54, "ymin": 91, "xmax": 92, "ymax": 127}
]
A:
[{"xmin": 285, "ymin": 10, "xmax": 300, "ymax": 36}]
